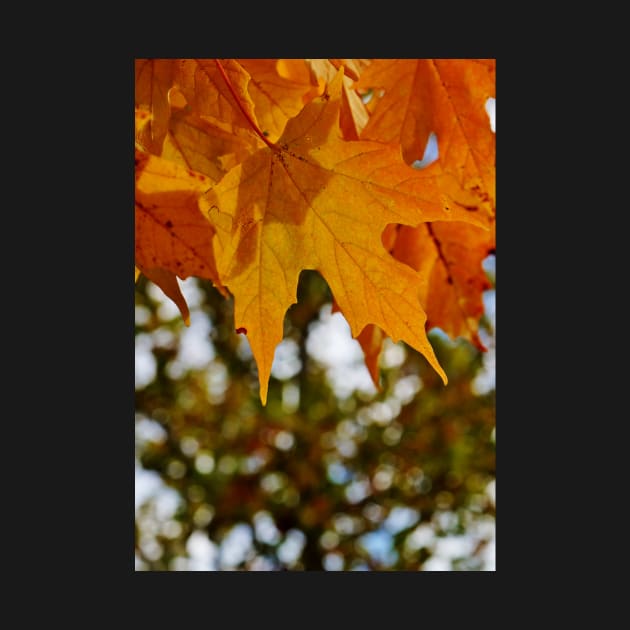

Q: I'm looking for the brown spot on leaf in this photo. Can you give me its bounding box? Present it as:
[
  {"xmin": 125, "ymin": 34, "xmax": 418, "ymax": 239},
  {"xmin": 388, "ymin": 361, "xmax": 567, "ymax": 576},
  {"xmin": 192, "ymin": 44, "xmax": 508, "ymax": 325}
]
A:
[{"xmin": 166, "ymin": 220, "xmax": 173, "ymax": 228}]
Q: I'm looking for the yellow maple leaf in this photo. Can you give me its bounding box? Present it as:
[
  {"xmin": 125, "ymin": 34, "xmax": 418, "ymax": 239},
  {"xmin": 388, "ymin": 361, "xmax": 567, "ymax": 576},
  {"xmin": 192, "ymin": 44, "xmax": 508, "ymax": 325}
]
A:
[{"xmin": 200, "ymin": 69, "xmax": 490, "ymax": 405}]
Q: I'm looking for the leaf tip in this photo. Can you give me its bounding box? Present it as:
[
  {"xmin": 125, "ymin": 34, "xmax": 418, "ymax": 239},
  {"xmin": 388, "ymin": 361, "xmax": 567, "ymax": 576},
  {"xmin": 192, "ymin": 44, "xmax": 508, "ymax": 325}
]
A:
[
  {"xmin": 440, "ymin": 369, "xmax": 448, "ymax": 386},
  {"xmin": 326, "ymin": 66, "xmax": 345, "ymax": 100},
  {"xmin": 259, "ymin": 381, "xmax": 268, "ymax": 407}
]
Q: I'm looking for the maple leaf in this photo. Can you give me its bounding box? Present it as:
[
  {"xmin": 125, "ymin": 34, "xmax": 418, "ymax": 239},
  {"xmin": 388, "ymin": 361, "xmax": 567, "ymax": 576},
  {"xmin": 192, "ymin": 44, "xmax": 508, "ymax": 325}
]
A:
[
  {"xmin": 135, "ymin": 148, "xmax": 225, "ymax": 322},
  {"xmin": 391, "ymin": 221, "xmax": 495, "ymax": 350},
  {"xmin": 356, "ymin": 217, "xmax": 495, "ymax": 385},
  {"xmin": 237, "ymin": 59, "xmax": 319, "ymax": 143},
  {"xmin": 356, "ymin": 59, "xmax": 496, "ymax": 212},
  {"xmin": 200, "ymin": 69, "xmax": 490, "ymax": 405},
  {"xmin": 161, "ymin": 107, "xmax": 259, "ymax": 182},
  {"xmin": 347, "ymin": 60, "xmax": 496, "ymax": 377},
  {"xmin": 177, "ymin": 59, "xmax": 260, "ymax": 140}
]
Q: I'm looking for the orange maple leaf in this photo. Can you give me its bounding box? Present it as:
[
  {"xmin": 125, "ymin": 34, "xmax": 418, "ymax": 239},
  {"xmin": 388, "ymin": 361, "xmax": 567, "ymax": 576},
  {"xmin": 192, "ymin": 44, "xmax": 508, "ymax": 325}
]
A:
[
  {"xmin": 350, "ymin": 59, "xmax": 495, "ymax": 379},
  {"xmin": 177, "ymin": 59, "xmax": 260, "ymax": 140},
  {"xmin": 392, "ymin": 220, "xmax": 495, "ymax": 349},
  {"xmin": 357, "ymin": 214, "xmax": 495, "ymax": 385},
  {"xmin": 356, "ymin": 59, "xmax": 496, "ymax": 212},
  {"xmin": 200, "ymin": 69, "xmax": 490, "ymax": 405},
  {"xmin": 135, "ymin": 148, "xmax": 225, "ymax": 321}
]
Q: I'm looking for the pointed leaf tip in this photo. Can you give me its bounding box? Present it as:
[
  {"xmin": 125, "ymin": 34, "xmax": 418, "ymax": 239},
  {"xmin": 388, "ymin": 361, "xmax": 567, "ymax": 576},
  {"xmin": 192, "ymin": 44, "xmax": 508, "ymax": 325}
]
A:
[{"xmin": 140, "ymin": 267, "xmax": 191, "ymax": 327}]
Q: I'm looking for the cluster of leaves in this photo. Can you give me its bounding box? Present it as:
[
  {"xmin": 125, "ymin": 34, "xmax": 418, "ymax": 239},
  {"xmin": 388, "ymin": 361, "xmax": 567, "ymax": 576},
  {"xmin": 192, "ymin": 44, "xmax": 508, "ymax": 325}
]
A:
[
  {"xmin": 135, "ymin": 59, "xmax": 496, "ymax": 404},
  {"xmin": 135, "ymin": 267, "xmax": 495, "ymax": 571}
]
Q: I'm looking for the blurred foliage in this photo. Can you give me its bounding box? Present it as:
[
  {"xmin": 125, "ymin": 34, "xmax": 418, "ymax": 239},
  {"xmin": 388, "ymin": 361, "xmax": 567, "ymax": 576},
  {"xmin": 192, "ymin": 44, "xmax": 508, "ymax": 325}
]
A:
[{"xmin": 135, "ymin": 261, "xmax": 495, "ymax": 571}]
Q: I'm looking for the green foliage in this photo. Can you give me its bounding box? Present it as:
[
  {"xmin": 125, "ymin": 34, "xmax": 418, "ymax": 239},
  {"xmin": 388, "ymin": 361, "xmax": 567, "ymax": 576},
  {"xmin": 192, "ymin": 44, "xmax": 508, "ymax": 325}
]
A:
[{"xmin": 135, "ymin": 265, "xmax": 495, "ymax": 571}]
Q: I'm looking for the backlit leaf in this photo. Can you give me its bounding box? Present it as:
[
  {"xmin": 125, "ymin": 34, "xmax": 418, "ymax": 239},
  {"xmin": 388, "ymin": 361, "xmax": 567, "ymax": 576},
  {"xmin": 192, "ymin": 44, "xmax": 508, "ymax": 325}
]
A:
[
  {"xmin": 177, "ymin": 59, "xmax": 259, "ymax": 139},
  {"xmin": 357, "ymin": 59, "xmax": 496, "ymax": 213},
  {"xmin": 161, "ymin": 108, "xmax": 260, "ymax": 182},
  {"xmin": 392, "ymin": 220, "xmax": 495, "ymax": 349},
  {"xmin": 135, "ymin": 149, "xmax": 224, "ymax": 298},
  {"xmin": 201, "ymin": 70, "xmax": 489, "ymax": 404}
]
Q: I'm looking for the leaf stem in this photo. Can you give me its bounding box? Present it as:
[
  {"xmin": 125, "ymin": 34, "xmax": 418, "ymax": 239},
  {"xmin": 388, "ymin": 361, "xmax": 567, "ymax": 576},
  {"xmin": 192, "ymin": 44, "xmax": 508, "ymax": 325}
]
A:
[{"xmin": 214, "ymin": 59, "xmax": 277, "ymax": 150}]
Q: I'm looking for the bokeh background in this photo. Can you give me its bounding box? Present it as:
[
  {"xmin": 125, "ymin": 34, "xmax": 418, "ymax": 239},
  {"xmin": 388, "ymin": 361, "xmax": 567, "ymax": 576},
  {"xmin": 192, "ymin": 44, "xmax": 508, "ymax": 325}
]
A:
[{"xmin": 134, "ymin": 252, "xmax": 495, "ymax": 571}]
